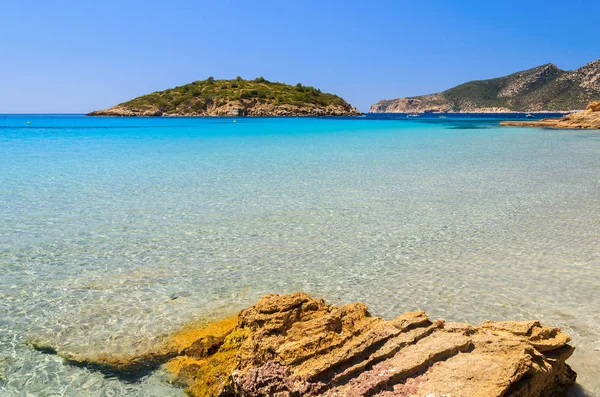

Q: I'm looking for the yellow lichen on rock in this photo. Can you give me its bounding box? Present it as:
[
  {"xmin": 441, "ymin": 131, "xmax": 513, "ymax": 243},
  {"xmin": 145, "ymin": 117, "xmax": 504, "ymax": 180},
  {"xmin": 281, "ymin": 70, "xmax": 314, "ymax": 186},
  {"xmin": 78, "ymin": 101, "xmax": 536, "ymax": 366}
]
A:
[
  {"xmin": 165, "ymin": 316, "xmax": 238, "ymax": 354},
  {"xmin": 162, "ymin": 316, "xmax": 242, "ymax": 396},
  {"xmin": 165, "ymin": 327, "xmax": 248, "ymax": 397}
]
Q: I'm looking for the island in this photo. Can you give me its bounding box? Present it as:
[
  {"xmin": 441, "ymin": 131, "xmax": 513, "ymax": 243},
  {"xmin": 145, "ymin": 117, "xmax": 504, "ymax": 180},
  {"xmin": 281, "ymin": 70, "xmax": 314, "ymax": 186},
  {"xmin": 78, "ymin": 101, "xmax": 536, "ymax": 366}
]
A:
[
  {"xmin": 87, "ymin": 77, "xmax": 360, "ymax": 117},
  {"xmin": 500, "ymin": 101, "xmax": 600, "ymax": 129},
  {"xmin": 370, "ymin": 59, "xmax": 600, "ymax": 113}
]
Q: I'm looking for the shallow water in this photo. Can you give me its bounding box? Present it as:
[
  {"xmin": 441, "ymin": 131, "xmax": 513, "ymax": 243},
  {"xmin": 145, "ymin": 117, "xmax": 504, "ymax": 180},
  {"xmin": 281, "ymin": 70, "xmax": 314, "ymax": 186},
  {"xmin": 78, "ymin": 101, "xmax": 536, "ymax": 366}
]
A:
[{"xmin": 0, "ymin": 115, "xmax": 598, "ymax": 396}]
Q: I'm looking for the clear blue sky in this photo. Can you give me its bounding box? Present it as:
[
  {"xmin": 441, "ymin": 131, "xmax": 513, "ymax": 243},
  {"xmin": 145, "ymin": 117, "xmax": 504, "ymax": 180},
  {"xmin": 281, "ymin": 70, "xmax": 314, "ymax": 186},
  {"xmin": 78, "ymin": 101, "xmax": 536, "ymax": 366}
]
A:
[{"xmin": 1, "ymin": 0, "xmax": 598, "ymax": 113}]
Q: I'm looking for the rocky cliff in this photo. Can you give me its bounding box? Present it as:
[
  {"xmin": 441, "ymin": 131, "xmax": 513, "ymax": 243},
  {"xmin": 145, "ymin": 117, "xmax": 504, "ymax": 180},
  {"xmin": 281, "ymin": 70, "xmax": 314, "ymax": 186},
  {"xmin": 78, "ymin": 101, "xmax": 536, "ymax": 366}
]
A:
[
  {"xmin": 88, "ymin": 78, "xmax": 360, "ymax": 117},
  {"xmin": 32, "ymin": 293, "xmax": 577, "ymax": 396},
  {"xmin": 500, "ymin": 100, "xmax": 600, "ymax": 129},
  {"xmin": 371, "ymin": 59, "xmax": 600, "ymax": 113}
]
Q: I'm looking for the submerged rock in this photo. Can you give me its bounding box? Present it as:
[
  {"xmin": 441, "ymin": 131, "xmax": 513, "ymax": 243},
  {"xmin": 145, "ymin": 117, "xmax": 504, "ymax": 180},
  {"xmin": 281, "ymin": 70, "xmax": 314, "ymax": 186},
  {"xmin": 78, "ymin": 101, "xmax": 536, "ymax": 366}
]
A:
[
  {"xmin": 500, "ymin": 101, "xmax": 600, "ymax": 129},
  {"xmin": 36, "ymin": 293, "xmax": 576, "ymax": 396}
]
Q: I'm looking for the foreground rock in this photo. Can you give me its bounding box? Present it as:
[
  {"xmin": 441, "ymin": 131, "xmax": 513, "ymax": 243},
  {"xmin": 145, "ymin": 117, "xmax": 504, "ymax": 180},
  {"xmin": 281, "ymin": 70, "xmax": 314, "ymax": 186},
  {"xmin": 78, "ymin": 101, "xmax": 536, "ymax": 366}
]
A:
[
  {"xmin": 500, "ymin": 101, "xmax": 600, "ymax": 129},
  {"xmin": 32, "ymin": 293, "xmax": 576, "ymax": 396}
]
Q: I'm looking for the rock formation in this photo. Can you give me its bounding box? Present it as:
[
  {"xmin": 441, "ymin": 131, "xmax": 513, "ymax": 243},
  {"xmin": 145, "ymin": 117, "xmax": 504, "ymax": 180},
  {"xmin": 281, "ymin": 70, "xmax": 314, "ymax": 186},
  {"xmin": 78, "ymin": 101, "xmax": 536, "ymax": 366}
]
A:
[
  {"xmin": 34, "ymin": 293, "xmax": 577, "ymax": 396},
  {"xmin": 500, "ymin": 100, "xmax": 600, "ymax": 129},
  {"xmin": 371, "ymin": 59, "xmax": 600, "ymax": 113},
  {"xmin": 585, "ymin": 100, "xmax": 600, "ymax": 112}
]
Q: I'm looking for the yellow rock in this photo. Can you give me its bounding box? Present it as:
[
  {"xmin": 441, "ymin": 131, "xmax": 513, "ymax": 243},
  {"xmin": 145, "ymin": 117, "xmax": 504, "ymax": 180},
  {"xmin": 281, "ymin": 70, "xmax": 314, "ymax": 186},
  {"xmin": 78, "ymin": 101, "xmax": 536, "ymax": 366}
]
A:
[{"xmin": 586, "ymin": 100, "xmax": 600, "ymax": 112}]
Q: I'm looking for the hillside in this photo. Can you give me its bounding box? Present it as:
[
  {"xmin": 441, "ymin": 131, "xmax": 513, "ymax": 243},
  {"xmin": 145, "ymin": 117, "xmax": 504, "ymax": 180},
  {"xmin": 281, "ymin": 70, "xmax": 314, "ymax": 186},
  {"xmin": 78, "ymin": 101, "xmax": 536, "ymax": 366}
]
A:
[
  {"xmin": 370, "ymin": 59, "xmax": 600, "ymax": 113},
  {"xmin": 88, "ymin": 77, "xmax": 359, "ymax": 117}
]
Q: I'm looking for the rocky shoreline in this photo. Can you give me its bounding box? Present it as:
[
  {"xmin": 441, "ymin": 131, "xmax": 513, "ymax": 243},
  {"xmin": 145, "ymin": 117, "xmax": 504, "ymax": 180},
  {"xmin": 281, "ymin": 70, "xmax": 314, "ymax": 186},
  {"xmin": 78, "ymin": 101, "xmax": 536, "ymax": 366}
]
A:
[
  {"xmin": 500, "ymin": 101, "xmax": 600, "ymax": 129},
  {"xmin": 31, "ymin": 293, "xmax": 577, "ymax": 396}
]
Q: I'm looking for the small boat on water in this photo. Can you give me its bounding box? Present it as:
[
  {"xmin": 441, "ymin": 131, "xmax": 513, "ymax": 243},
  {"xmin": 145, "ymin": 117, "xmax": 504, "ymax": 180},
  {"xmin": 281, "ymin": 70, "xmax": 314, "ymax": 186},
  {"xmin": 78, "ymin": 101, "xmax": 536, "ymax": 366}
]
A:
[{"xmin": 525, "ymin": 113, "xmax": 534, "ymax": 118}]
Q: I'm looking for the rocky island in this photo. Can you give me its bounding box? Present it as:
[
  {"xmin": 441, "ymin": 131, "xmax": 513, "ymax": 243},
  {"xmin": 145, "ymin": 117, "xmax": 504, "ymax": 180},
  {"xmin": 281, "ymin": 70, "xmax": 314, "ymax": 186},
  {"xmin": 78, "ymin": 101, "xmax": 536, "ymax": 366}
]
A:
[
  {"xmin": 31, "ymin": 293, "xmax": 577, "ymax": 396},
  {"xmin": 500, "ymin": 101, "xmax": 600, "ymax": 129},
  {"xmin": 88, "ymin": 77, "xmax": 360, "ymax": 117},
  {"xmin": 370, "ymin": 59, "xmax": 600, "ymax": 113}
]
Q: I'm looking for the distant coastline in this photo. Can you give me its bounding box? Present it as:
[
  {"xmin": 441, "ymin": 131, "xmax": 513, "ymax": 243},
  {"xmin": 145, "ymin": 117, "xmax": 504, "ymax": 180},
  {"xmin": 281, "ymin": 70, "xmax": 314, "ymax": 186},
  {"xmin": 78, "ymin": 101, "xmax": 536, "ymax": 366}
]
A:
[
  {"xmin": 371, "ymin": 59, "xmax": 599, "ymax": 114},
  {"xmin": 368, "ymin": 110, "xmax": 573, "ymax": 115}
]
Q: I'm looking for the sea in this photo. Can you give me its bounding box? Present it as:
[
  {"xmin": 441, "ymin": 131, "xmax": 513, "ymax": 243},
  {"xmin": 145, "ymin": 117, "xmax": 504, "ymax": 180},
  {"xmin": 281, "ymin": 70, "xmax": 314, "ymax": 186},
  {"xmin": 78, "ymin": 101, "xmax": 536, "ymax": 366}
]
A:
[{"xmin": 0, "ymin": 114, "xmax": 598, "ymax": 396}]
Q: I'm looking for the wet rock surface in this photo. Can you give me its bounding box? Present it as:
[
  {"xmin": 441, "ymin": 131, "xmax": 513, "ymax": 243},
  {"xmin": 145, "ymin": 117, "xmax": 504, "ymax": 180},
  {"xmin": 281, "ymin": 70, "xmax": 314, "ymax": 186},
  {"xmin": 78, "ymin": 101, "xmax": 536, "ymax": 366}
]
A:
[{"xmin": 33, "ymin": 293, "xmax": 577, "ymax": 396}]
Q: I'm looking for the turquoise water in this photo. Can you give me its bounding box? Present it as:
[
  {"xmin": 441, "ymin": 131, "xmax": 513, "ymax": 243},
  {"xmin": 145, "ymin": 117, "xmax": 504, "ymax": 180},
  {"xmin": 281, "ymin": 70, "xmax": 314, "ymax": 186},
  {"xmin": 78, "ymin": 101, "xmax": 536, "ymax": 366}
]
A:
[{"xmin": 0, "ymin": 115, "xmax": 599, "ymax": 396}]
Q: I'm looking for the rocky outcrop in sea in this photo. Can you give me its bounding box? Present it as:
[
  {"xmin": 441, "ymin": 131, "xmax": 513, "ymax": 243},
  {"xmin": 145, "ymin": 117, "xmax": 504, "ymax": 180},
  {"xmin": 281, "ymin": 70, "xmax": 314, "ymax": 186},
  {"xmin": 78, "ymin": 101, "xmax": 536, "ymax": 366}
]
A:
[
  {"xmin": 31, "ymin": 293, "xmax": 577, "ymax": 396},
  {"xmin": 500, "ymin": 101, "xmax": 600, "ymax": 129}
]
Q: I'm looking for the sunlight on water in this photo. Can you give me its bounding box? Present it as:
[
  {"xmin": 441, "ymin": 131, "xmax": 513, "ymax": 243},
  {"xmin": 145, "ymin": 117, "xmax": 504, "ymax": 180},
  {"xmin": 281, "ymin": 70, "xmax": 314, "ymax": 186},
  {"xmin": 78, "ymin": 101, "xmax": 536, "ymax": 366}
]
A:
[{"xmin": 0, "ymin": 115, "xmax": 598, "ymax": 395}]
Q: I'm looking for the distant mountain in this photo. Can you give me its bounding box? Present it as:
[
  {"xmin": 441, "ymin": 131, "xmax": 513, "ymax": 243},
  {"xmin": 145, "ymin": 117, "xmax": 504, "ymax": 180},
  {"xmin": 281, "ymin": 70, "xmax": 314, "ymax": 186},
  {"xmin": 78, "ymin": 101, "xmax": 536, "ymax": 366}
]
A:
[
  {"xmin": 88, "ymin": 77, "xmax": 359, "ymax": 117},
  {"xmin": 370, "ymin": 59, "xmax": 600, "ymax": 113}
]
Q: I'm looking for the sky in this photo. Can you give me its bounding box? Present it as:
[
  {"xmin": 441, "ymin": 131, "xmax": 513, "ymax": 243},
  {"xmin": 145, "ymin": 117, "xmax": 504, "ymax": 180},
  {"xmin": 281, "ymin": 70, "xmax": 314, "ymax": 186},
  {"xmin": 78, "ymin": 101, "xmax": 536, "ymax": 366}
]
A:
[{"xmin": 1, "ymin": 0, "xmax": 599, "ymax": 113}]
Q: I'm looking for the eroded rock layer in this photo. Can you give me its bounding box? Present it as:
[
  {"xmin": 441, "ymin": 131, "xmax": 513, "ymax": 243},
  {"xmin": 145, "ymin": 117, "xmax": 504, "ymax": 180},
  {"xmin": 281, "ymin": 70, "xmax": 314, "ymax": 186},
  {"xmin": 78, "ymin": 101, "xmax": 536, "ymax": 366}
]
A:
[{"xmin": 34, "ymin": 293, "xmax": 576, "ymax": 397}]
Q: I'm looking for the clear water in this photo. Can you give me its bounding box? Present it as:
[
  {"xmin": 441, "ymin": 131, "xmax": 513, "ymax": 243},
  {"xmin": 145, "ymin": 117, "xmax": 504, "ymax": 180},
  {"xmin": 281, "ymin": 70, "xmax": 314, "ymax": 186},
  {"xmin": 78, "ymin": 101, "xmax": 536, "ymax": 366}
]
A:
[{"xmin": 0, "ymin": 115, "xmax": 598, "ymax": 396}]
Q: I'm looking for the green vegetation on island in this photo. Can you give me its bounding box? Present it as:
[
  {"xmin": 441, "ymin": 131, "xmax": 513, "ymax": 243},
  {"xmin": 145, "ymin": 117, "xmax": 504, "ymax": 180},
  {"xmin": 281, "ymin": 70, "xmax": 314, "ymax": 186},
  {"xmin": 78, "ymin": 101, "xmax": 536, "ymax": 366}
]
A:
[{"xmin": 88, "ymin": 77, "xmax": 359, "ymax": 116}]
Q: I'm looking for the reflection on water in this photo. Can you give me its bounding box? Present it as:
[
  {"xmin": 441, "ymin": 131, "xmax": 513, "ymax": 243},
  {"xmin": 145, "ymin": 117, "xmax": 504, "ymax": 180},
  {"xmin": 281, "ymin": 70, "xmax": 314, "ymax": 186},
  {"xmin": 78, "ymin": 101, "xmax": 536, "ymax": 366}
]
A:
[{"xmin": 0, "ymin": 116, "xmax": 598, "ymax": 396}]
